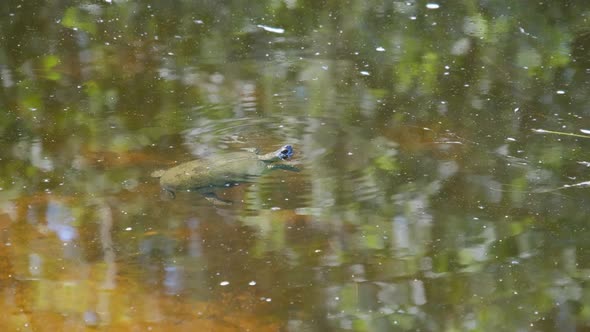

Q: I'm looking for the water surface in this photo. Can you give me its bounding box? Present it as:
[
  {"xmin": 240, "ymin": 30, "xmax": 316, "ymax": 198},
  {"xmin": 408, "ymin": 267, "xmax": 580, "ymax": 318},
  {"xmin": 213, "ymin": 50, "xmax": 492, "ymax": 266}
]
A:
[{"xmin": 1, "ymin": 1, "xmax": 590, "ymax": 331}]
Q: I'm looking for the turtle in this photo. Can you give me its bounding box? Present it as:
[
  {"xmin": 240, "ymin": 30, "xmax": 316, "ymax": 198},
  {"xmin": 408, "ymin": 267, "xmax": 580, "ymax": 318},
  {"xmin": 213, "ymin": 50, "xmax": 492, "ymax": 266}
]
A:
[{"xmin": 151, "ymin": 145, "xmax": 296, "ymax": 205}]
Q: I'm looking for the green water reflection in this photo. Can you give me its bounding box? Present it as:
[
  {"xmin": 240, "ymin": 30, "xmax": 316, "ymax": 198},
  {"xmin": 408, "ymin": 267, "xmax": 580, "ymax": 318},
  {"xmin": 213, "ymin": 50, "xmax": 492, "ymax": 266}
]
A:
[{"xmin": 1, "ymin": 0, "xmax": 590, "ymax": 331}]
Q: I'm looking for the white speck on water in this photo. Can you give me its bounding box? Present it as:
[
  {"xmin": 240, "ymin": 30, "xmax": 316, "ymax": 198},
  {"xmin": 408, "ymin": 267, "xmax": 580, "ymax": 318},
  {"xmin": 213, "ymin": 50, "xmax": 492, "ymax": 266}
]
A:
[
  {"xmin": 556, "ymin": 90, "xmax": 565, "ymax": 94},
  {"xmin": 507, "ymin": 137, "xmax": 516, "ymax": 141},
  {"xmin": 514, "ymin": 107, "xmax": 519, "ymax": 112},
  {"xmin": 257, "ymin": 25, "xmax": 285, "ymax": 34},
  {"xmin": 125, "ymin": 227, "xmax": 132, "ymax": 231},
  {"xmin": 314, "ymin": 249, "xmax": 322, "ymax": 253},
  {"xmin": 249, "ymin": 281, "xmax": 256, "ymax": 286},
  {"xmin": 410, "ymin": 16, "xmax": 417, "ymax": 20},
  {"xmin": 360, "ymin": 71, "xmax": 370, "ymax": 76},
  {"xmin": 194, "ymin": 19, "xmax": 204, "ymax": 24},
  {"xmin": 347, "ymin": 152, "xmax": 353, "ymax": 156},
  {"xmin": 426, "ymin": 3, "xmax": 440, "ymax": 9},
  {"xmin": 271, "ymin": 207, "xmax": 281, "ymax": 211},
  {"xmin": 265, "ymin": 298, "xmax": 272, "ymax": 302},
  {"xmin": 321, "ymin": 65, "xmax": 329, "ymax": 70},
  {"xmin": 220, "ymin": 281, "xmax": 230, "ymax": 286},
  {"xmin": 581, "ymin": 129, "xmax": 590, "ymax": 134},
  {"xmin": 376, "ymin": 46, "xmax": 385, "ymax": 52}
]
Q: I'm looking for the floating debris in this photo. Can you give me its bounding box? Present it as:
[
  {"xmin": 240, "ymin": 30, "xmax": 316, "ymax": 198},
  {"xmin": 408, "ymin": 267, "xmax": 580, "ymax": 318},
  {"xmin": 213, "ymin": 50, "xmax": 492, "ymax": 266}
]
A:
[
  {"xmin": 562, "ymin": 181, "xmax": 590, "ymax": 189},
  {"xmin": 257, "ymin": 25, "xmax": 285, "ymax": 34},
  {"xmin": 532, "ymin": 128, "xmax": 590, "ymax": 139},
  {"xmin": 519, "ymin": 26, "xmax": 538, "ymax": 39}
]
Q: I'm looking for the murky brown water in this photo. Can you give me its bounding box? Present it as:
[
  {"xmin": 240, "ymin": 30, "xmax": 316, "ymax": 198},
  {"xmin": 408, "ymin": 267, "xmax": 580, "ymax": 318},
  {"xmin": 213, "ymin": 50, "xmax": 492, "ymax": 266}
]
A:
[{"xmin": 1, "ymin": 1, "xmax": 590, "ymax": 331}]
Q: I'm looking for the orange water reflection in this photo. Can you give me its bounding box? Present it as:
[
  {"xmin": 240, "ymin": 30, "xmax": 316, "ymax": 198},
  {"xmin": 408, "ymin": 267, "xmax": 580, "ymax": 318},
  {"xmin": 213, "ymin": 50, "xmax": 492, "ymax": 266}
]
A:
[{"xmin": 0, "ymin": 193, "xmax": 284, "ymax": 331}]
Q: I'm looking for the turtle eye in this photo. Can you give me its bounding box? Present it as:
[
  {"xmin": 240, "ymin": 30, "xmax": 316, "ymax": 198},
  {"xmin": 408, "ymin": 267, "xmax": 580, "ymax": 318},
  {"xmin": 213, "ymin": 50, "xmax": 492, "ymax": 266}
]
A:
[{"xmin": 279, "ymin": 145, "xmax": 293, "ymax": 159}]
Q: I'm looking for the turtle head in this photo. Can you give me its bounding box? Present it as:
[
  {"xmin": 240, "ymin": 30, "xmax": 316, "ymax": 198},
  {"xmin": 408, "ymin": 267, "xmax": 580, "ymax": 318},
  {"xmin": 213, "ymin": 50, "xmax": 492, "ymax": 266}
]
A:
[
  {"xmin": 277, "ymin": 145, "xmax": 293, "ymax": 160},
  {"xmin": 259, "ymin": 145, "xmax": 294, "ymax": 162}
]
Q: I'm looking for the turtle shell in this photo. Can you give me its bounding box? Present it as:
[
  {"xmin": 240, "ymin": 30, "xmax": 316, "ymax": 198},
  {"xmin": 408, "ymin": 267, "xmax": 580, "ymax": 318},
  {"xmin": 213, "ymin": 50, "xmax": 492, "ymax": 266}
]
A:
[{"xmin": 156, "ymin": 151, "xmax": 269, "ymax": 192}]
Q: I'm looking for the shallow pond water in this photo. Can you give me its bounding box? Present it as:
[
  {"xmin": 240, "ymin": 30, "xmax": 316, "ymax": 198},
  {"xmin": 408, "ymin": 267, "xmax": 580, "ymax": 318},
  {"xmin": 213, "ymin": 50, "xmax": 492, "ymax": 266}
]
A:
[{"xmin": 1, "ymin": 1, "xmax": 590, "ymax": 331}]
